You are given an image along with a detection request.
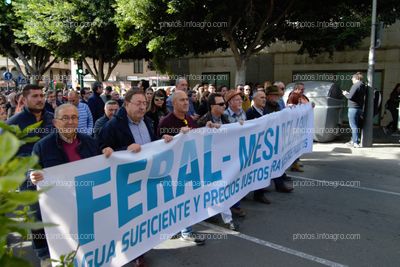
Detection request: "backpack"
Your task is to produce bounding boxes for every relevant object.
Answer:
[373,89,382,117]
[361,85,381,117]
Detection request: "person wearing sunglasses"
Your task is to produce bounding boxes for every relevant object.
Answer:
[197,93,229,126]
[146,89,168,136]
[197,93,239,231]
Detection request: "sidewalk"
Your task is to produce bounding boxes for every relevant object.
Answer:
[312,126,400,159]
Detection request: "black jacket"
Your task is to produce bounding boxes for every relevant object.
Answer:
[98,107,157,151]
[197,112,230,127]
[6,107,54,156]
[246,106,265,120]
[33,132,101,169]
[264,101,281,114]
[93,115,109,139]
[88,91,105,123]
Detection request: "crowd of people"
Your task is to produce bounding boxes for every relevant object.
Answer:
[1,79,328,267]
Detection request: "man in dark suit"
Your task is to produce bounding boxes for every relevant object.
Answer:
[29,104,112,267]
[245,90,272,204]
[97,89,172,267]
[98,89,172,152]
[87,81,105,123]
[246,90,267,120]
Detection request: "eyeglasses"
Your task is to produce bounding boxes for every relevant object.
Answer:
[129,101,147,106]
[154,97,164,101]
[213,102,225,106]
[56,115,79,122]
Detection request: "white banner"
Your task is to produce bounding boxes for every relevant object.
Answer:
[38,104,313,267]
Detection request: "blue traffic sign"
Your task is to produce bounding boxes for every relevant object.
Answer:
[17,75,27,84]
[3,71,12,81]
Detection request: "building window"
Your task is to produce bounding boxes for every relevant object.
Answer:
[134,59,143,74]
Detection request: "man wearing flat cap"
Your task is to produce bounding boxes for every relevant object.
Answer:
[223,89,247,217]
[224,89,247,123]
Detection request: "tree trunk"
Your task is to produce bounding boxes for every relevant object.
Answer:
[235,59,247,86]
[83,57,119,82]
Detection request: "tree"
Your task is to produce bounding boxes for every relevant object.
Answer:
[17,0,150,82]
[0,122,41,266]
[115,0,400,85]
[0,1,57,85]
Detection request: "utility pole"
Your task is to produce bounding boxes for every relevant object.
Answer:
[361,0,377,147]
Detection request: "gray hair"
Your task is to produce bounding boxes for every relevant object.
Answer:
[105,100,118,106]
[54,103,78,118]
[175,77,187,86]
[253,90,266,99]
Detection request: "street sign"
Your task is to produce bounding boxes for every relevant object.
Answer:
[17,75,27,84]
[3,71,12,81]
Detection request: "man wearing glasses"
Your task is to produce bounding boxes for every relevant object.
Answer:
[98,89,172,267]
[197,93,239,231]
[28,103,112,267]
[98,89,172,152]
[197,93,229,126]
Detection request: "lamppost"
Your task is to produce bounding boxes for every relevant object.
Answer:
[361,0,377,147]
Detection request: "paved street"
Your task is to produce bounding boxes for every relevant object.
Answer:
[146,139,400,267]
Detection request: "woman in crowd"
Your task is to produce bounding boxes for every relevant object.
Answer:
[287,92,309,107]
[145,87,154,107]
[217,85,228,98]
[146,89,168,136]
[286,92,307,172]
[197,90,210,117]
[383,83,400,134]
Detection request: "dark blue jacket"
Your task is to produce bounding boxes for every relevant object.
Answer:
[32,132,101,168]
[246,106,266,120]
[6,107,54,156]
[264,101,281,115]
[93,115,109,139]
[87,91,105,123]
[98,107,157,151]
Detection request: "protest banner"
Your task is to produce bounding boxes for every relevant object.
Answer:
[37,104,313,266]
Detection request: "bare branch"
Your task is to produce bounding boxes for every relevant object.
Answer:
[42,57,57,74]
[104,60,119,81]
[83,58,98,81]
[11,43,33,74]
